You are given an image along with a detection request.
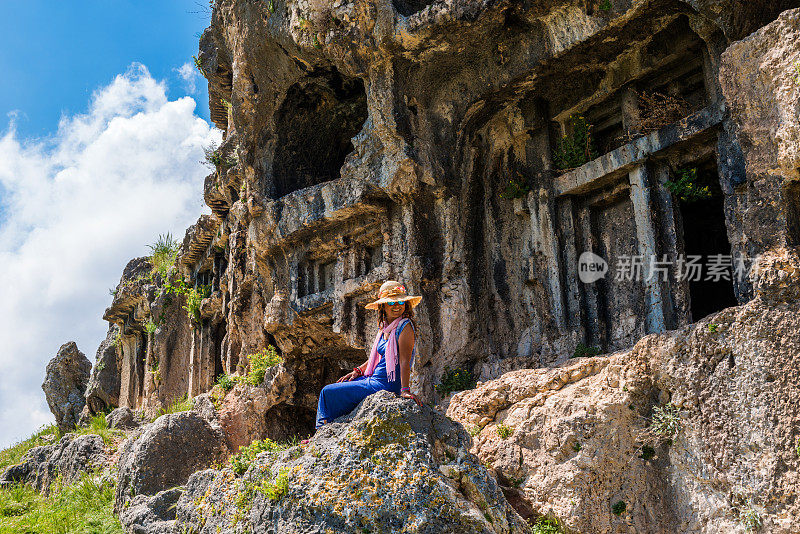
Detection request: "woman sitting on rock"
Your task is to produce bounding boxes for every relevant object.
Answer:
[315,280,422,429]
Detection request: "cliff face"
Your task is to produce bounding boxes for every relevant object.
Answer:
[96,0,800,443]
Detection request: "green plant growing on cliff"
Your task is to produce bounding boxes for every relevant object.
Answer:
[144,319,158,335]
[612,500,627,515]
[793,61,800,85]
[148,233,180,280]
[599,0,612,11]
[738,501,762,531]
[650,402,681,438]
[192,54,205,76]
[553,115,598,170]
[572,342,601,358]
[499,171,531,199]
[435,367,477,397]
[244,345,283,386]
[183,284,211,324]
[530,516,564,534]
[665,167,712,203]
[496,423,514,439]
[216,373,234,392]
[202,141,237,170]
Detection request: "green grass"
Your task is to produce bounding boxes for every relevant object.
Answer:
[153,395,194,421]
[0,473,122,533]
[0,425,58,471]
[73,413,123,447]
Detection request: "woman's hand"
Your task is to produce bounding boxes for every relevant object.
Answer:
[337,371,358,383]
[400,391,422,406]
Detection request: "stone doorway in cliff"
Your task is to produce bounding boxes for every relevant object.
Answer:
[674,158,737,321]
[271,68,367,199]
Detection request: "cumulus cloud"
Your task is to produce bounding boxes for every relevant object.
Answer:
[177,62,200,94]
[0,63,220,448]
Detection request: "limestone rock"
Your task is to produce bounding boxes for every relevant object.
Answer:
[118,487,182,534]
[85,324,121,415]
[106,406,143,430]
[171,391,530,534]
[0,434,107,493]
[448,272,800,533]
[42,341,92,433]
[114,410,227,513]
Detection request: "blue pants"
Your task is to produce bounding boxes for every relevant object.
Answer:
[315,375,400,428]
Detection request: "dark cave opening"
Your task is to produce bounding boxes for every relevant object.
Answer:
[392,0,435,16]
[677,159,738,321]
[786,180,800,247]
[271,68,367,199]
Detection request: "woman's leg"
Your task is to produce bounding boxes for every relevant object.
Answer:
[315,378,376,428]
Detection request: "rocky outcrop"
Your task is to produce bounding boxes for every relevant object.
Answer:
[85,324,121,415]
[448,249,800,533]
[168,391,530,534]
[42,341,92,433]
[106,406,143,430]
[114,409,227,513]
[0,434,107,493]
[119,487,183,534]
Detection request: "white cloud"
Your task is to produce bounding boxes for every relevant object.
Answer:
[0,63,221,448]
[177,62,200,94]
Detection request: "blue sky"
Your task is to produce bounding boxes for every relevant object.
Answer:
[0,1,220,447]
[0,0,210,138]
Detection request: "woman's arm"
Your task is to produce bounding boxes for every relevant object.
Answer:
[337,360,369,383]
[397,325,421,406]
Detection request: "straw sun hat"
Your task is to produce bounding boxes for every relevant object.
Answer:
[365,280,422,310]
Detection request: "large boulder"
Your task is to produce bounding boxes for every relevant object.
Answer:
[42,341,92,433]
[0,434,107,493]
[114,409,227,513]
[85,324,121,415]
[171,391,530,534]
[448,250,800,534]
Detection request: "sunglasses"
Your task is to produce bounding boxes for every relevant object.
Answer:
[384,301,405,306]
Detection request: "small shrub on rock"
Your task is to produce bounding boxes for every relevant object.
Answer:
[665,168,712,203]
[738,501,762,531]
[244,346,283,386]
[572,343,601,358]
[216,374,234,392]
[530,516,564,534]
[650,402,681,438]
[229,438,296,476]
[553,115,597,170]
[147,233,180,280]
[255,468,289,501]
[435,368,477,397]
[496,423,514,439]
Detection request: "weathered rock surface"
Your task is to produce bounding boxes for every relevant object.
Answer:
[114,410,227,513]
[448,250,800,533]
[85,324,121,415]
[119,487,182,534]
[42,341,92,433]
[106,406,143,430]
[0,434,107,493]
[167,391,530,534]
